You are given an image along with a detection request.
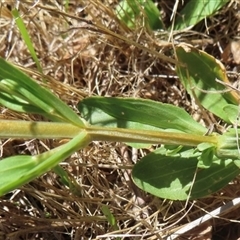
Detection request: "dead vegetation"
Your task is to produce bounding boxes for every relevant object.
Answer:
[1,0,240,239]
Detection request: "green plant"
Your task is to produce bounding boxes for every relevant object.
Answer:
[116,0,229,30]
[173,0,229,30]
[101,205,120,240]
[0,43,240,200]
[116,0,163,30]
[12,9,42,74]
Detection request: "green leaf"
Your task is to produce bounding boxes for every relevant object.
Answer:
[116,0,164,30]
[233,160,240,169]
[53,165,82,196]
[216,128,240,159]
[223,104,239,125]
[12,9,42,73]
[0,58,85,127]
[165,145,183,156]
[101,205,117,228]
[197,144,215,169]
[101,205,119,239]
[190,159,240,199]
[132,148,240,200]
[79,101,171,148]
[78,96,206,134]
[0,131,90,196]
[141,0,164,30]
[174,0,229,30]
[176,44,238,123]
[0,90,47,115]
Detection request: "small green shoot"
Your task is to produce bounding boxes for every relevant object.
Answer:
[116,0,164,30]
[101,205,119,238]
[11,9,42,74]
[64,0,70,11]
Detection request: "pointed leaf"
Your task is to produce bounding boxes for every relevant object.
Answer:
[0,131,90,196]
[12,9,42,73]
[78,96,206,134]
[79,101,168,148]
[0,58,85,127]
[174,0,229,30]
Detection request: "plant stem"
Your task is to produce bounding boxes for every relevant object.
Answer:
[0,120,81,139]
[0,120,218,147]
[86,126,218,147]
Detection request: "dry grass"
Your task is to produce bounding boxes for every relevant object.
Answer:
[1,0,240,239]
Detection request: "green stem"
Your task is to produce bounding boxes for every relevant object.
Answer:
[0,120,218,147]
[86,126,218,146]
[0,120,81,138]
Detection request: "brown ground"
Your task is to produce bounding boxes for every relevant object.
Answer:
[1,0,240,239]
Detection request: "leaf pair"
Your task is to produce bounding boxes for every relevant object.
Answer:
[0,58,88,196]
[0,58,85,127]
[78,44,240,200]
[79,97,206,134]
